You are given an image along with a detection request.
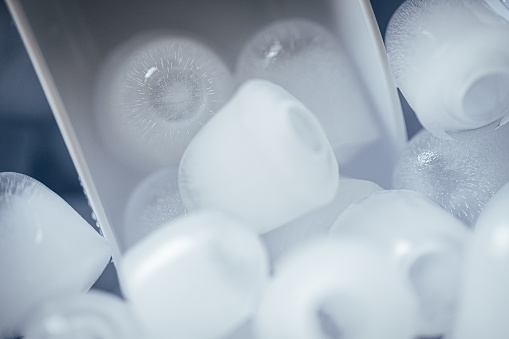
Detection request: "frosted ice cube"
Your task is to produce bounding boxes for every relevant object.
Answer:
[178,79,339,233]
[393,124,509,227]
[236,19,384,177]
[120,210,269,339]
[121,167,186,251]
[385,0,509,139]
[449,182,509,339]
[0,172,112,338]
[329,190,471,337]
[262,178,382,266]
[94,33,234,172]
[253,238,418,339]
[23,291,144,339]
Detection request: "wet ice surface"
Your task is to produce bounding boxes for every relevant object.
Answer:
[95,34,234,172]
[254,238,418,339]
[122,167,186,251]
[329,190,470,337]
[120,210,269,339]
[450,182,509,339]
[262,178,382,267]
[23,291,144,339]
[0,172,111,338]
[178,79,339,233]
[393,124,509,227]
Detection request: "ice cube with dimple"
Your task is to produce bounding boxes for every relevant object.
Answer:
[449,182,509,339]
[262,178,382,266]
[385,0,509,139]
[253,238,418,339]
[236,19,381,167]
[121,167,186,251]
[120,210,269,339]
[329,190,471,337]
[393,124,509,227]
[94,33,234,172]
[178,79,339,234]
[23,291,144,339]
[0,172,112,338]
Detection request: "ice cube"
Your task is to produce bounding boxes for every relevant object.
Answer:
[385,0,509,139]
[94,33,234,172]
[262,178,382,266]
[253,238,418,339]
[329,190,471,337]
[120,210,269,339]
[393,124,509,227]
[178,79,339,233]
[23,291,144,339]
[449,182,509,339]
[121,167,186,251]
[236,19,390,184]
[0,172,112,338]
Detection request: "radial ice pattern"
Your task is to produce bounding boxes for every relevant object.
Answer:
[120,210,269,339]
[253,238,418,339]
[393,124,509,226]
[0,172,111,338]
[386,0,509,138]
[236,19,381,166]
[121,167,186,251]
[179,79,339,233]
[450,182,509,339]
[95,33,234,172]
[329,190,471,337]
[23,291,144,339]
[262,178,382,266]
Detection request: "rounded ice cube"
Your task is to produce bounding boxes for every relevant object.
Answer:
[253,238,418,339]
[120,210,269,339]
[23,291,144,339]
[385,0,509,138]
[450,182,509,339]
[0,172,111,338]
[393,125,509,227]
[94,33,234,172]
[329,190,471,337]
[178,79,339,233]
[121,167,186,251]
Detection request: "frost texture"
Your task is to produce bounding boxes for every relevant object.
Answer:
[393,124,509,226]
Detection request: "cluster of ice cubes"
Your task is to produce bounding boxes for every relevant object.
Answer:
[3,1,509,338]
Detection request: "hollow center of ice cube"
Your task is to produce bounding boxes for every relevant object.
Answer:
[288,107,323,153]
[146,70,205,122]
[462,73,509,123]
[315,295,361,339]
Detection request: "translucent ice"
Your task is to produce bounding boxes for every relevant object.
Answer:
[0,172,111,338]
[450,182,509,339]
[23,291,144,339]
[329,190,471,337]
[236,19,381,167]
[393,124,509,226]
[179,79,339,233]
[121,167,186,251]
[95,33,234,172]
[262,178,382,266]
[484,0,509,22]
[253,238,418,339]
[385,0,509,138]
[120,210,269,339]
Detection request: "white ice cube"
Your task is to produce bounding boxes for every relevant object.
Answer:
[120,210,269,339]
[178,79,339,233]
[0,172,112,338]
[450,182,509,339]
[121,167,186,251]
[23,291,144,339]
[253,238,418,339]
[329,190,471,337]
